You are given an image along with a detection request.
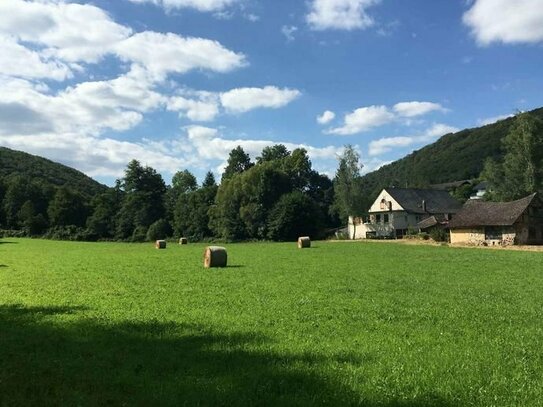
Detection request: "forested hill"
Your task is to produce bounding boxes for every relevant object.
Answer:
[359,107,543,208]
[0,147,107,198]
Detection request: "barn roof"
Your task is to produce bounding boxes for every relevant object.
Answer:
[429,180,472,190]
[449,193,537,228]
[385,188,463,214]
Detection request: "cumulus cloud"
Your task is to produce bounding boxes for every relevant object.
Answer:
[167,93,220,122]
[0,132,184,178]
[220,86,301,114]
[0,0,132,63]
[327,101,448,135]
[327,105,394,135]
[393,101,447,117]
[115,32,247,80]
[0,35,71,81]
[128,0,242,12]
[317,110,336,125]
[281,25,298,42]
[181,126,344,173]
[477,113,515,126]
[306,0,381,31]
[463,0,543,45]
[368,123,459,156]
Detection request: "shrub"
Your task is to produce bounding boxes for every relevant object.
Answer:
[430,228,449,242]
[131,226,148,242]
[146,219,172,241]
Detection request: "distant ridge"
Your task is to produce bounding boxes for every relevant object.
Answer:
[0,146,107,198]
[358,107,543,209]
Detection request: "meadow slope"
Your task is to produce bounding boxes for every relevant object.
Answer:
[1,239,542,406]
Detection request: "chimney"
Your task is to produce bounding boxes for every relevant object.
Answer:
[422,200,426,212]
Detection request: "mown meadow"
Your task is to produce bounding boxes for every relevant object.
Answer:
[1,238,542,406]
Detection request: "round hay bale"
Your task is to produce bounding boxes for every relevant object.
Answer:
[204,246,227,268]
[297,236,311,249]
[179,237,188,245]
[155,240,167,249]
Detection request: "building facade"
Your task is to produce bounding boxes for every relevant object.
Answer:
[449,193,543,246]
[348,188,462,239]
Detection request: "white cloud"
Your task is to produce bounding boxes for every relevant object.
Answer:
[306,0,381,31]
[181,125,343,173]
[463,0,543,45]
[0,132,184,178]
[0,0,132,64]
[167,94,220,122]
[327,105,394,135]
[477,113,515,126]
[393,101,447,117]
[281,25,298,42]
[220,86,301,114]
[128,0,241,12]
[0,66,164,136]
[368,123,459,156]
[317,110,336,125]
[115,32,247,80]
[0,35,71,81]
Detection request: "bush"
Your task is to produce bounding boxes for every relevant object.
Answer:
[430,228,449,242]
[146,219,172,241]
[43,225,92,241]
[131,226,148,242]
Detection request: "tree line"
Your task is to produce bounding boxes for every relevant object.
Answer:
[0,144,363,242]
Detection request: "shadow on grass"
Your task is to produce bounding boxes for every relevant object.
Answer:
[0,305,457,406]
[0,240,18,244]
[0,265,7,268]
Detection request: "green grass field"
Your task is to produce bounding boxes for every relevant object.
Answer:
[1,238,542,406]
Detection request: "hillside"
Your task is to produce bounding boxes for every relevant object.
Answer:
[0,147,107,198]
[358,107,543,209]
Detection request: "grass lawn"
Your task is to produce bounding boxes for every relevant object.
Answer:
[1,238,543,406]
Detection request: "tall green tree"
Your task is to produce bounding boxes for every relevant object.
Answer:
[48,187,88,227]
[332,145,365,234]
[482,112,543,200]
[256,144,290,164]
[87,181,123,238]
[221,146,253,182]
[115,160,167,239]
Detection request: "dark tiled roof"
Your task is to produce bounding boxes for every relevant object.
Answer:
[449,193,537,228]
[385,188,463,214]
[417,215,448,230]
[429,180,472,190]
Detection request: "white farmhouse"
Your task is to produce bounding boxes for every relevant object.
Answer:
[348,187,462,239]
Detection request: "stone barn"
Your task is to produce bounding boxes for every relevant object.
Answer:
[449,193,543,246]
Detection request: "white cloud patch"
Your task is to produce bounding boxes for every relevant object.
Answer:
[220,86,301,114]
[0,35,71,81]
[477,113,515,126]
[327,101,448,135]
[327,105,394,135]
[115,32,247,80]
[167,92,220,122]
[317,110,336,125]
[393,101,447,117]
[368,123,459,156]
[181,126,344,173]
[128,0,242,12]
[463,0,543,45]
[0,0,132,64]
[281,25,298,42]
[306,0,381,31]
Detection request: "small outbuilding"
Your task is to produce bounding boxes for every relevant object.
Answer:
[449,193,543,246]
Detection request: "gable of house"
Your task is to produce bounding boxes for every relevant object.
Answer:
[369,189,405,213]
[381,188,462,214]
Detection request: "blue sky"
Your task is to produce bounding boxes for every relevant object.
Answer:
[1,0,542,185]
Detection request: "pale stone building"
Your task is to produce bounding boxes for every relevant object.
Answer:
[348,188,462,239]
[449,193,543,246]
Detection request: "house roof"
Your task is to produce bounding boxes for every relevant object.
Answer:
[429,180,472,190]
[449,193,537,228]
[417,214,448,230]
[384,188,463,214]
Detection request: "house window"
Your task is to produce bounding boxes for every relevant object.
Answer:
[384,214,389,224]
[485,226,503,240]
[376,214,381,223]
